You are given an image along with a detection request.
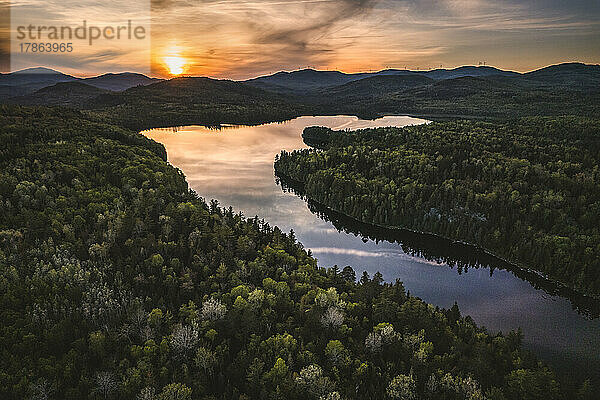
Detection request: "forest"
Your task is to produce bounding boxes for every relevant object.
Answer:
[275,118,600,297]
[1,105,592,399]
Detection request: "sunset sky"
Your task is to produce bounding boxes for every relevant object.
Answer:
[2,0,600,79]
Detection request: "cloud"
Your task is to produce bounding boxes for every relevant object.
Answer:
[253,0,377,44]
[4,0,600,76]
[147,0,382,76]
[309,246,450,267]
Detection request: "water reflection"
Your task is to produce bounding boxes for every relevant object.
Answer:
[141,115,600,381]
[277,177,600,319]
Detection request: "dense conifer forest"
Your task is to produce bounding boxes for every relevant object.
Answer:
[2,105,592,399]
[274,118,600,297]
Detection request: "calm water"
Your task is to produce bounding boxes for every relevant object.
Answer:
[142,115,600,381]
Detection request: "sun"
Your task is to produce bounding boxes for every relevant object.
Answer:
[164,56,187,76]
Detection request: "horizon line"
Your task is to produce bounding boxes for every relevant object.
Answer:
[3,60,598,81]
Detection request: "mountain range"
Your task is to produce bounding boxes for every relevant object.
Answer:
[2,62,599,127]
[0,67,162,100]
[244,65,521,94]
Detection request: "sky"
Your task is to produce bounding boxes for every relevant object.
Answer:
[1,0,599,79]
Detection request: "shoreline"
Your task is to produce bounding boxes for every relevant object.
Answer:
[274,171,600,313]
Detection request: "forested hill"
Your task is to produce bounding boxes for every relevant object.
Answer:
[90,77,309,130]
[0,104,583,399]
[275,118,600,297]
[316,73,600,120]
[9,81,108,108]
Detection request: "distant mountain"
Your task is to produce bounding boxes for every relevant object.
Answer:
[81,72,163,91]
[523,62,600,90]
[245,65,519,95]
[421,66,519,80]
[9,81,108,107]
[245,69,354,94]
[0,67,78,99]
[245,68,423,94]
[1,67,77,85]
[0,68,161,100]
[246,63,598,97]
[322,75,434,101]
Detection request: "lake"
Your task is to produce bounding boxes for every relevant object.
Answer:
[142,115,600,382]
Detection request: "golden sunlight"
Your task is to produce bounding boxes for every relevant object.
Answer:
[164,56,187,76]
